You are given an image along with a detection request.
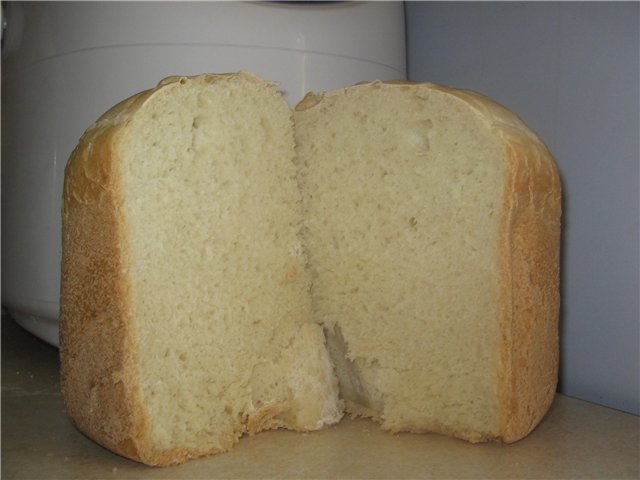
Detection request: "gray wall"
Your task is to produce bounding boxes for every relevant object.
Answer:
[406,1,639,414]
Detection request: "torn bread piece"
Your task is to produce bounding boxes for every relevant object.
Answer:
[60,72,343,466]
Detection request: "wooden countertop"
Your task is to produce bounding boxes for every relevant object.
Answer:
[2,314,638,479]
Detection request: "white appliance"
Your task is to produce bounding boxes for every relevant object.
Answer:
[1,1,406,346]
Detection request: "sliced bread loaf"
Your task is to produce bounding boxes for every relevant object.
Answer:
[59,72,343,466]
[293,81,561,443]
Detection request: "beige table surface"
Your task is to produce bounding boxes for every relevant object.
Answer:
[2,314,638,479]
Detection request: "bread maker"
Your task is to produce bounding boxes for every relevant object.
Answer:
[1,2,406,346]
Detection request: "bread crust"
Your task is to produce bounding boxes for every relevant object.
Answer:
[497,121,561,443]
[60,93,153,463]
[60,72,271,466]
[436,86,561,442]
[421,84,561,442]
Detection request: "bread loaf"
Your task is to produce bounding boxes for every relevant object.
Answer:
[294,80,561,443]
[60,72,560,465]
[59,72,343,466]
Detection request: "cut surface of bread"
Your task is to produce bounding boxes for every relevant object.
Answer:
[59,72,343,466]
[294,81,561,443]
[60,72,561,466]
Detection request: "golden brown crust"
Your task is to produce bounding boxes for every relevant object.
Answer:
[59,104,151,462]
[445,85,561,442]
[246,402,292,434]
[408,83,561,442]
[497,137,561,443]
[430,83,561,442]
[421,83,561,443]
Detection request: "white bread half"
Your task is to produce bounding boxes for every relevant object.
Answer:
[59,72,343,466]
[294,80,561,443]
